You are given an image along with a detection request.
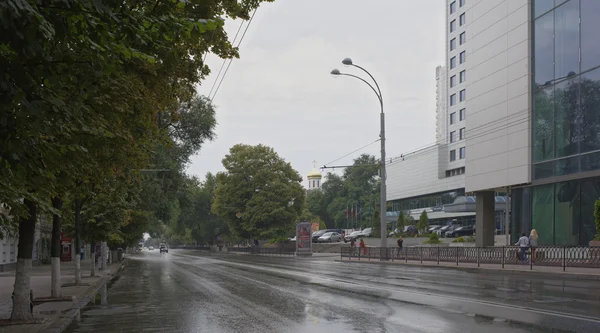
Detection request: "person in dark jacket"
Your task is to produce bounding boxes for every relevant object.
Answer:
[396,236,403,257]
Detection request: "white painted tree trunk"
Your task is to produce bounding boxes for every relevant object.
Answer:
[74,254,81,284]
[11,258,33,321]
[50,257,61,298]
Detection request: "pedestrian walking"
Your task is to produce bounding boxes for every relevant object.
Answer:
[397,236,403,258]
[359,238,366,256]
[515,233,529,262]
[350,238,356,257]
[529,229,538,262]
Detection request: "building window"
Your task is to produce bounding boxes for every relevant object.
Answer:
[459,127,465,140]
[459,70,466,83]
[450,56,456,69]
[450,94,456,106]
[460,13,465,26]
[450,19,456,32]
[460,32,466,44]
[459,108,466,120]
[450,131,457,143]
[450,1,456,14]
[450,150,456,161]
[459,89,466,102]
[460,0,465,7]
[459,147,465,159]
[459,51,466,64]
[450,75,456,87]
[450,38,456,51]
[450,112,456,124]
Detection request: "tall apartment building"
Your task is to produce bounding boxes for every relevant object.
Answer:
[388,0,599,246]
[435,65,448,144]
[446,0,468,177]
[462,0,600,246]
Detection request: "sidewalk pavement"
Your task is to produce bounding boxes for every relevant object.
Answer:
[0,259,124,333]
[338,257,600,280]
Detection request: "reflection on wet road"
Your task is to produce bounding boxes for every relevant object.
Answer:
[66,250,600,333]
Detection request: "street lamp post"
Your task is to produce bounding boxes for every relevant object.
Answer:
[331,58,387,255]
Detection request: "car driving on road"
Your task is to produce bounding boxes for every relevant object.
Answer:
[159,243,168,253]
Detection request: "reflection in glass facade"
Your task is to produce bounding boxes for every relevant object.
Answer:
[533,0,600,177]
[516,0,600,245]
[511,178,596,246]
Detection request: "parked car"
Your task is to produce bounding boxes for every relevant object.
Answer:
[312,230,328,242]
[428,225,442,233]
[436,225,457,237]
[344,230,363,242]
[445,226,474,238]
[311,229,341,242]
[359,228,373,237]
[148,246,154,250]
[318,232,342,243]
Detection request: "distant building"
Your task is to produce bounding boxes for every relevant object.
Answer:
[307,161,322,191]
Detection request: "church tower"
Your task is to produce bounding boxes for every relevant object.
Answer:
[307,160,322,191]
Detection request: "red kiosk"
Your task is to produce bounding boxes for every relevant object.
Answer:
[60,232,72,262]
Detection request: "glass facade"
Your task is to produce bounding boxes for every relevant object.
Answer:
[511,177,597,245]
[515,0,600,245]
[533,0,600,179]
[389,189,465,212]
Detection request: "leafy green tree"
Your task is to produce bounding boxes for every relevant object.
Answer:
[397,211,406,233]
[1,0,272,321]
[372,207,381,238]
[418,210,429,233]
[212,144,305,240]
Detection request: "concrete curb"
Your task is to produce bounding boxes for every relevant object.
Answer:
[335,259,600,281]
[39,260,127,333]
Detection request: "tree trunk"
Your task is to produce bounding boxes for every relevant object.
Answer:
[74,199,82,284]
[50,196,62,298]
[11,199,36,321]
[90,242,96,277]
[100,242,107,270]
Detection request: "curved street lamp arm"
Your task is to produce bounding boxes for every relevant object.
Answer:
[351,64,383,107]
[339,73,382,105]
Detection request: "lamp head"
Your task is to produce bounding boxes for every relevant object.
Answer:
[330,69,341,75]
[342,58,353,65]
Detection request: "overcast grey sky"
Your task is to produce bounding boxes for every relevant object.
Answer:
[188,0,445,186]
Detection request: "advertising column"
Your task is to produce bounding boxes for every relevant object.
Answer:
[296,222,313,257]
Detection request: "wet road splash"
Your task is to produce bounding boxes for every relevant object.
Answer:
[65,250,587,333]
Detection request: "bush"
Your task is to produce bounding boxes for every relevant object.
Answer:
[452,236,465,243]
[423,233,442,244]
[466,236,475,243]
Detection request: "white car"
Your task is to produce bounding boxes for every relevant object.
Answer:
[318,232,342,243]
[359,228,373,237]
[344,231,362,242]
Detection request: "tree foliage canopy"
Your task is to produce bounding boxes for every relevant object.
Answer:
[212,144,305,240]
[306,154,380,229]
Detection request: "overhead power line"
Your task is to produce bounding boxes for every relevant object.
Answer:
[322,139,381,168]
[209,8,259,101]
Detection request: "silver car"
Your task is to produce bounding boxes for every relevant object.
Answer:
[318,232,342,243]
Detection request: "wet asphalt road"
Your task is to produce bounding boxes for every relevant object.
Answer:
[65,250,600,333]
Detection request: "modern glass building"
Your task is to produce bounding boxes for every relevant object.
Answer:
[511,0,600,246]
[388,0,599,246]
